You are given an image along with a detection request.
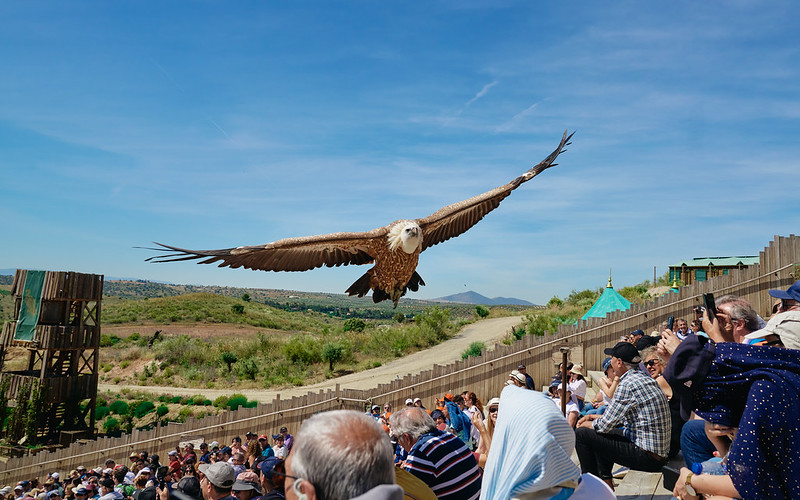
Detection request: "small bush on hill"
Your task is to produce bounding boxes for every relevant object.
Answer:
[343,318,366,332]
[95,406,111,420]
[103,418,120,432]
[133,401,156,418]
[475,305,490,318]
[227,395,248,411]
[156,405,169,418]
[461,341,486,359]
[109,400,129,415]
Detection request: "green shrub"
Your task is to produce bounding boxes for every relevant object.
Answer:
[129,332,141,341]
[109,400,129,415]
[475,305,490,318]
[95,406,111,420]
[227,395,248,411]
[236,359,259,380]
[203,399,212,406]
[343,318,366,332]
[120,360,131,369]
[241,293,251,302]
[100,334,122,347]
[231,304,245,314]
[213,395,230,408]
[244,401,258,409]
[283,336,321,365]
[133,401,156,418]
[156,405,169,418]
[461,341,486,360]
[158,395,171,403]
[103,418,120,432]
[170,396,182,404]
[177,407,194,423]
[190,395,207,406]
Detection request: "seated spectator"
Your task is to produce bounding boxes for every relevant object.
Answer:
[230,453,246,477]
[665,334,800,499]
[278,426,294,451]
[744,310,800,348]
[429,409,447,431]
[243,439,262,469]
[770,279,800,313]
[197,462,235,500]
[173,476,202,500]
[517,363,536,389]
[552,362,573,385]
[551,384,580,428]
[641,347,686,458]
[231,471,261,500]
[567,364,587,410]
[470,397,499,467]
[481,385,615,500]
[390,407,481,499]
[575,342,671,490]
[284,410,402,500]
[258,435,274,459]
[271,435,287,459]
[506,369,527,388]
[583,357,617,416]
[443,395,472,448]
[257,457,286,500]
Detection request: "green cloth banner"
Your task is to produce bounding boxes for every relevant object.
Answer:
[14,270,45,341]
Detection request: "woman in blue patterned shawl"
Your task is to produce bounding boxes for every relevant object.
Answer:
[665,334,800,499]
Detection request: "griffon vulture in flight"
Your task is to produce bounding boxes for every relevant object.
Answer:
[147,131,573,307]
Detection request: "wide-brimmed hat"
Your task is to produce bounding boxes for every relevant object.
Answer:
[570,364,584,376]
[744,311,800,349]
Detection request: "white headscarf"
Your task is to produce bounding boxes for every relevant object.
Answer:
[480,385,581,500]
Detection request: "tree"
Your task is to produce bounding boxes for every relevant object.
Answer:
[241,293,251,302]
[322,342,345,371]
[221,351,238,372]
[231,304,245,314]
[393,312,405,324]
[475,305,490,318]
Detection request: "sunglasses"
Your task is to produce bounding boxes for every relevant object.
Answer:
[644,359,659,367]
[488,407,498,413]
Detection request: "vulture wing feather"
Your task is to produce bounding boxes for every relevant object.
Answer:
[416,130,573,251]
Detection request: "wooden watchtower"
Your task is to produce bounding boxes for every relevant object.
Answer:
[0,270,102,444]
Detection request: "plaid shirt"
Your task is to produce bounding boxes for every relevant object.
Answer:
[593,368,671,457]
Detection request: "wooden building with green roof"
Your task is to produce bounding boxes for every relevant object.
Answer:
[668,256,759,286]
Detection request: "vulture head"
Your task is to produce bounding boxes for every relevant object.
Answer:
[387,220,423,254]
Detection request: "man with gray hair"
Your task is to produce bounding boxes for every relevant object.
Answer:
[284,409,402,500]
[709,295,761,343]
[390,407,481,499]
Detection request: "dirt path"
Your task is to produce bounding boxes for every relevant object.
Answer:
[98,316,523,402]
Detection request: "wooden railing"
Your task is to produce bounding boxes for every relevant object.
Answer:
[0,234,796,484]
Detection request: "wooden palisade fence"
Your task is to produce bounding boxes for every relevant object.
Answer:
[0,234,797,484]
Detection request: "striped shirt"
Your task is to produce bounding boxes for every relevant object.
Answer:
[403,429,482,500]
[593,368,671,457]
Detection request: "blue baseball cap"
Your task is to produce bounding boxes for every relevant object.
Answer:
[602,357,612,371]
[258,457,283,481]
[769,280,800,301]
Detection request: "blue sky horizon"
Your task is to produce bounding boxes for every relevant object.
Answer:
[2,2,799,305]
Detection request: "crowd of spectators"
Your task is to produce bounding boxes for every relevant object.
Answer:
[5,281,799,499]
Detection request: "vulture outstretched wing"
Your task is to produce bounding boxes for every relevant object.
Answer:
[416,130,573,251]
[146,229,386,272]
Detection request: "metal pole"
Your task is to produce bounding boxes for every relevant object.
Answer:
[559,347,570,416]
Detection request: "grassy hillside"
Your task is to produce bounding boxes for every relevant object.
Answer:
[103,292,336,332]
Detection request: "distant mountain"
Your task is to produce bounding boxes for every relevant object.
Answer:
[0,269,15,276]
[434,290,534,306]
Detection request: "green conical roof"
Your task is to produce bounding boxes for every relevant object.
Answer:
[581,277,631,320]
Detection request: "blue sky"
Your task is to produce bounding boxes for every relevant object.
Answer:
[1,1,799,305]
